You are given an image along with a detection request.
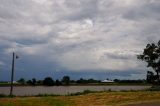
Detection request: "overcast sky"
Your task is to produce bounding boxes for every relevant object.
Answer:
[0,0,160,81]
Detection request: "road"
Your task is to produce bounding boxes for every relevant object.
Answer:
[127,102,160,106]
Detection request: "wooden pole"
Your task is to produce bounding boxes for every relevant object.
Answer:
[10,52,15,96]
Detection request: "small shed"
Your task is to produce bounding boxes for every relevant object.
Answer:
[101,79,114,83]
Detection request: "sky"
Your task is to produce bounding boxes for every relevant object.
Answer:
[0,0,160,81]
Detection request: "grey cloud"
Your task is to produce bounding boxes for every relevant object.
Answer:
[123,1,160,21]
[0,0,160,80]
[64,0,98,21]
[103,51,134,60]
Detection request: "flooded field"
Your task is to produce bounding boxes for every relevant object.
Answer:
[0,85,151,96]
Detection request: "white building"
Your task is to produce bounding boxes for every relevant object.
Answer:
[8,81,18,84]
[101,79,114,83]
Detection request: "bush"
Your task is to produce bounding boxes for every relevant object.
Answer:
[43,77,54,86]
[0,94,7,98]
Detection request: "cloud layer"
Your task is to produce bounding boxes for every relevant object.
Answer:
[0,0,160,80]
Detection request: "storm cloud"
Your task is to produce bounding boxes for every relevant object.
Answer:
[0,0,160,80]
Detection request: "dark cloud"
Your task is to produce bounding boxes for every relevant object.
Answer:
[123,1,160,21]
[0,0,160,80]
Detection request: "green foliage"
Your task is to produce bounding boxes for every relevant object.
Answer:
[0,94,16,98]
[35,93,59,97]
[0,94,7,98]
[147,71,155,84]
[43,97,72,106]
[68,90,95,96]
[43,77,54,86]
[32,78,36,86]
[113,79,146,84]
[26,80,32,85]
[55,79,62,86]
[37,80,43,85]
[108,88,112,92]
[62,76,70,85]
[17,78,25,85]
[0,96,72,106]
[137,40,160,84]
[26,78,37,86]
[76,78,100,84]
[9,94,16,98]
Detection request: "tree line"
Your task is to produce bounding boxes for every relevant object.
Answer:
[17,76,102,86]
[17,76,70,86]
[16,76,146,86]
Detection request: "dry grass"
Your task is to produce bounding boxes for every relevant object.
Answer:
[0,91,160,106]
[60,91,160,106]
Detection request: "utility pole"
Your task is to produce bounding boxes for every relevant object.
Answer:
[10,52,15,96]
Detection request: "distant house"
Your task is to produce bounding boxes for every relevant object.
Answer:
[101,79,114,83]
[8,81,18,84]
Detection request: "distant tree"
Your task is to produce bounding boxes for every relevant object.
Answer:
[115,80,145,84]
[146,71,155,84]
[17,78,25,85]
[26,80,32,85]
[32,78,36,86]
[37,80,43,85]
[70,80,76,83]
[87,78,100,83]
[55,79,61,86]
[87,78,94,83]
[43,77,54,86]
[26,78,36,86]
[137,40,160,84]
[76,78,87,84]
[62,76,70,85]
[114,79,120,82]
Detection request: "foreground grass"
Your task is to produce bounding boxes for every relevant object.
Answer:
[0,97,72,106]
[0,91,160,106]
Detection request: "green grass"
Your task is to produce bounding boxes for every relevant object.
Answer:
[43,97,72,106]
[0,97,73,106]
[1,90,160,106]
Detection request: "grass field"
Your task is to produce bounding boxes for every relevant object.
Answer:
[0,91,160,106]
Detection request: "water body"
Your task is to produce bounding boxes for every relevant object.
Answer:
[0,86,151,96]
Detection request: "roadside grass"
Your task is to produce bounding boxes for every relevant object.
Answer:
[0,89,160,106]
[64,91,160,106]
[0,94,7,98]
[0,97,73,106]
